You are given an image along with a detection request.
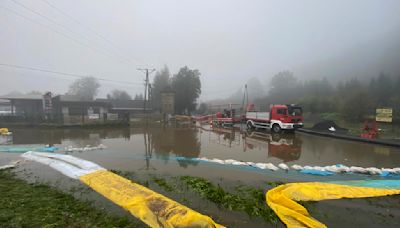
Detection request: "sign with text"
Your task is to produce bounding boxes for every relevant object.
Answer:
[88,114,100,120]
[376,108,393,123]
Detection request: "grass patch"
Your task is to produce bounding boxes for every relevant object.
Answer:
[180,176,279,223]
[0,170,140,227]
[266,181,284,188]
[151,177,175,192]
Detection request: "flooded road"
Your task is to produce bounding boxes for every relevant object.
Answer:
[1,124,400,183]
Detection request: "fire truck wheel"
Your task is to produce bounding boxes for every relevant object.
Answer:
[272,124,281,133]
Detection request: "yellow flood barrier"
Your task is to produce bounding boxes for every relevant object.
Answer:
[80,170,224,228]
[266,182,400,228]
[22,152,223,228]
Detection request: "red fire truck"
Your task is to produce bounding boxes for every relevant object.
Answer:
[246,104,303,133]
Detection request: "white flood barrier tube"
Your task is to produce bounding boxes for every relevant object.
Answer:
[291,164,303,170]
[21,151,105,179]
[39,153,104,171]
[65,144,106,152]
[278,163,289,170]
[193,156,400,176]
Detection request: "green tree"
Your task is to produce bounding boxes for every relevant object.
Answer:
[107,89,132,100]
[171,66,201,114]
[152,66,171,111]
[68,76,100,100]
[341,91,372,121]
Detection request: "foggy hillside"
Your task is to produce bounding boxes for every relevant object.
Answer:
[295,29,400,83]
[212,29,400,106]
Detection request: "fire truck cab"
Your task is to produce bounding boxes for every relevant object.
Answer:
[246,104,303,133]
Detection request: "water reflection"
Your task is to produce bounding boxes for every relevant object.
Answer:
[243,130,302,162]
[205,127,241,148]
[149,126,201,167]
[3,125,400,169]
[9,128,130,145]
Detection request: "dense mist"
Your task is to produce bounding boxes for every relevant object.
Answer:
[1,0,400,102]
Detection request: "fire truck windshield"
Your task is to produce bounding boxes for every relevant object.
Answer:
[288,107,302,116]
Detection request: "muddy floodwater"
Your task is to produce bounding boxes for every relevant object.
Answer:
[1,124,400,227]
[2,124,400,179]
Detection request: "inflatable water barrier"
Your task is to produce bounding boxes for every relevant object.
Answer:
[21,152,224,228]
[65,144,106,152]
[178,156,400,177]
[0,146,58,153]
[266,180,400,228]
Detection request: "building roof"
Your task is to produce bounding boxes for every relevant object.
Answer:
[52,95,110,106]
[55,95,95,102]
[96,99,150,110]
[0,94,42,100]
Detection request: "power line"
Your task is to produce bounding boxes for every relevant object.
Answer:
[40,0,143,66]
[9,0,136,65]
[0,63,143,86]
[2,3,131,65]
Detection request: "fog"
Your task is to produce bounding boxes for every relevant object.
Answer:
[1,0,400,101]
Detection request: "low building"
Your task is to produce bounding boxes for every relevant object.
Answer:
[96,99,150,113]
[0,99,12,115]
[52,95,111,125]
[0,94,113,125]
[96,99,151,121]
[0,94,44,122]
[0,92,154,125]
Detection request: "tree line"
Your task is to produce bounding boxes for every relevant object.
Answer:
[254,71,400,121]
[64,65,201,114]
[152,66,201,114]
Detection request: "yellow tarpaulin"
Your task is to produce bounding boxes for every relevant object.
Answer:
[266,182,400,228]
[80,170,224,228]
[0,128,9,135]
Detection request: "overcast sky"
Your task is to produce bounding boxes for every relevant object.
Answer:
[1,0,400,100]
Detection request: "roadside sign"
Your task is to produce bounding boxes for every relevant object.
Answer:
[376,108,392,123]
[88,114,100,119]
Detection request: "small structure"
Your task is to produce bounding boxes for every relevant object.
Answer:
[161,91,175,115]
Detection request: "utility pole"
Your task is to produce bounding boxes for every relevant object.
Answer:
[137,68,155,114]
[245,84,249,108]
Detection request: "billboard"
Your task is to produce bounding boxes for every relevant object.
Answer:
[376,108,393,123]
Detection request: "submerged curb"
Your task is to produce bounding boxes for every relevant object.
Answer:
[297,128,400,148]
